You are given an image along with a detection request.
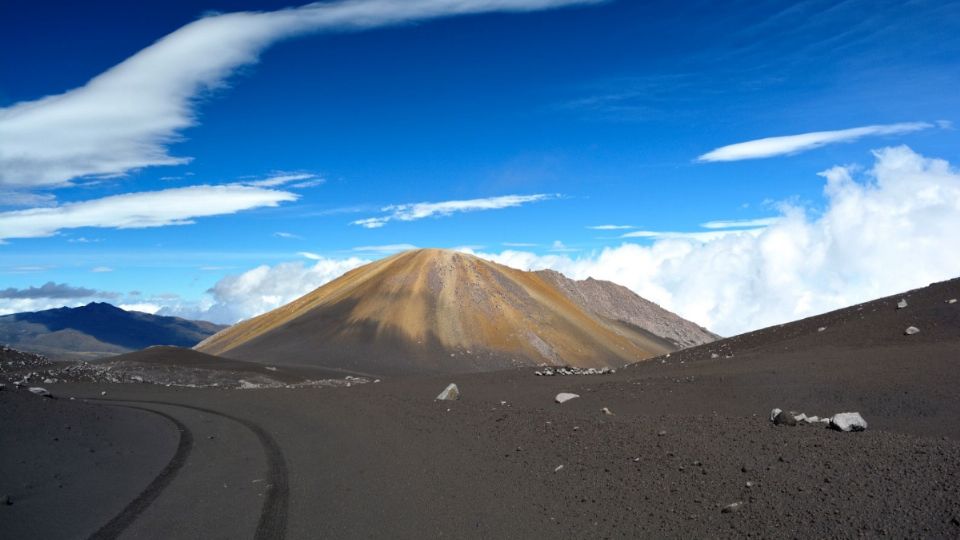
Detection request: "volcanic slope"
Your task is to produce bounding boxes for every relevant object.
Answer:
[197,249,709,374]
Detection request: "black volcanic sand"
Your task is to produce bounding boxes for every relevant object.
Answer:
[2,279,959,538]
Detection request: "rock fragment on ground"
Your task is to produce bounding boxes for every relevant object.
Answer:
[830,412,867,432]
[773,410,797,426]
[555,392,579,404]
[769,408,782,422]
[897,299,908,309]
[905,326,920,335]
[601,407,614,416]
[28,387,51,397]
[721,501,743,513]
[435,383,460,401]
[948,298,958,304]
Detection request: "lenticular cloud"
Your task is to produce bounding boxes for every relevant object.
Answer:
[0,0,602,188]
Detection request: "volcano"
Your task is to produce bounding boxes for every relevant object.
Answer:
[196,249,715,374]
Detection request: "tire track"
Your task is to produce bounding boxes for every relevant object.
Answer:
[88,406,193,540]
[87,398,289,540]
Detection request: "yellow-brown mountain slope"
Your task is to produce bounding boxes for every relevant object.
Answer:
[196,249,709,375]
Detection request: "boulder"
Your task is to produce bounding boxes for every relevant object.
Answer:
[773,410,797,426]
[28,387,52,397]
[897,299,908,309]
[555,392,580,404]
[721,501,743,513]
[830,412,867,432]
[904,326,920,335]
[435,383,460,401]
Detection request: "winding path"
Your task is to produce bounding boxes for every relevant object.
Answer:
[87,398,289,540]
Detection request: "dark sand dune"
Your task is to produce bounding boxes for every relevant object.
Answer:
[1,278,959,538]
[198,249,709,374]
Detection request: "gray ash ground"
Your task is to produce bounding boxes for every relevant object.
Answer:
[2,278,960,538]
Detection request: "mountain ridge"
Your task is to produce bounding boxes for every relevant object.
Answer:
[197,248,716,374]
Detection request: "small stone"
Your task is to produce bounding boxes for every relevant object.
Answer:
[0,383,5,391]
[43,378,54,384]
[710,353,719,359]
[721,501,743,513]
[555,392,579,404]
[601,407,614,416]
[28,387,51,397]
[793,413,808,423]
[773,410,797,427]
[897,299,908,309]
[948,299,957,304]
[807,416,820,423]
[904,326,920,335]
[554,464,564,473]
[435,383,460,401]
[100,391,107,396]
[829,412,867,432]
[769,408,782,422]
[657,430,667,437]
[817,327,827,332]
[745,481,755,488]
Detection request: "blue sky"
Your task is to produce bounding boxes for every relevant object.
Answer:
[1,0,959,333]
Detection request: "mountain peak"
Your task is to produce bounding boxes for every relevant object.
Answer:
[197,251,714,375]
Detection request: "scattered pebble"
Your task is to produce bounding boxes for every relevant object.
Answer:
[948,298,957,304]
[28,387,52,397]
[435,383,460,401]
[830,412,868,432]
[554,464,564,473]
[100,391,107,396]
[601,407,614,416]
[721,501,743,513]
[897,299,908,309]
[817,327,827,332]
[904,326,920,336]
[657,430,667,437]
[535,366,615,376]
[555,392,579,404]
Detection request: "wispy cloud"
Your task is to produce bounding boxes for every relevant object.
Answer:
[352,194,554,228]
[0,0,603,189]
[352,244,418,254]
[91,266,114,273]
[273,231,302,239]
[697,122,935,162]
[244,173,323,188]
[0,185,296,242]
[700,217,780,229]
[548,240,578,252]
[620,229,765,242]
[587,224,635,230]
[0,282,103,299]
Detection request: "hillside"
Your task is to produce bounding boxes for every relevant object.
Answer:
[197,249,715,374]
[0,302,225,360]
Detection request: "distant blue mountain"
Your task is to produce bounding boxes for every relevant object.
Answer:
[0,302,226,361]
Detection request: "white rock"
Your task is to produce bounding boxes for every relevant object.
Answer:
[555,392,580,404]
[435,383,460,401]
[829,412,867,432]
[769,408,783,422]
[948,298,957,304]
[904,326,920,335]
[897,299,908,309]
[817,327,827,332]
[793,413,808,423]
[0,383,5,391]
[554,464,564,472]
[710,353,719,359]
[43,378,54,384]
[807,416,820,423]
[601,407,614,416]
[100,391,107,396]
[28,387,51,397]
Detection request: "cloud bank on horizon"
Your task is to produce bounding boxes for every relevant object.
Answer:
[697,122,937,162]
[141,146,960,336]
[0,0,603,190]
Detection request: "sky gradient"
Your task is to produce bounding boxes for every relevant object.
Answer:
[2,0,959,335]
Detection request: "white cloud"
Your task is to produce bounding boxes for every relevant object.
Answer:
[159,255,369,323]
[119,302,162,314]
[619,229,765,242]
[352,243,418,253]
[352,194,554,228]
[700,217,780,229]
[0,0,603,188]
[244,173,322,188]
[274,231,302,239]
[91,266,114,273]
[460,146,960,336]
[697,122,934,162]
[587,224,634,230]
[549,240,578,252]
[0,185,296,241]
